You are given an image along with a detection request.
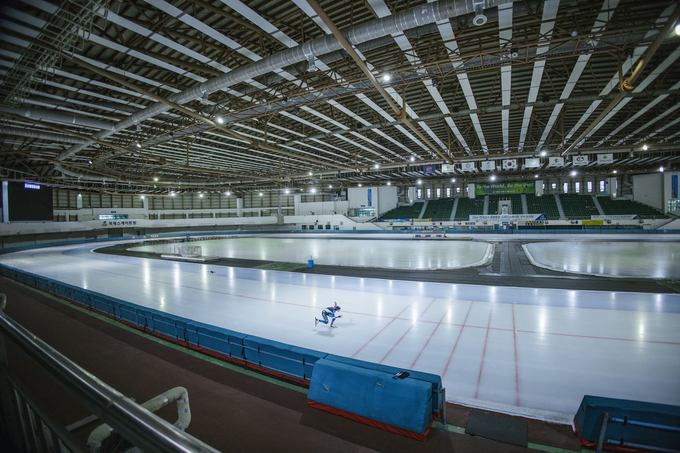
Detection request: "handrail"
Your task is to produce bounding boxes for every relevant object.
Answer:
[0,293,221,453]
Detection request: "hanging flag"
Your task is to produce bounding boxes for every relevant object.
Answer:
[441,164,456,173]
[525,158,540,168]
[461,162,476,172]
[423,164,436,174]
[548,157,564,167]
[572,155,589,166]
[502,159,517,170]
[597,153,614,164]
[481,161,495,171]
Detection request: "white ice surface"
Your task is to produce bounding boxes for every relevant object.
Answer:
[1,238,679,424]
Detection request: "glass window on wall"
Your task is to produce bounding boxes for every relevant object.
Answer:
[436,188,441,198]
[600,180,606,192]
[446,188,451,197]
[417,188,422,199]
[426,188,431,199]
[563,182,569,193]
[456,187,460,193]
[551,183,557,191]
[575,182,581,193]
[587,181,593,193]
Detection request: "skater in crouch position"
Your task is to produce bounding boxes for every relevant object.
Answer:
[316,302,342,327]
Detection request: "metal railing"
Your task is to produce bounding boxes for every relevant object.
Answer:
[0,293,222,453]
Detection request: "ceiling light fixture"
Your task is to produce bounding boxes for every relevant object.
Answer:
[135,143,141,148]
[216,117,224,124]
[643,144,649,151]
[540,150,547,157]
[382,73,391,82]
[358,183,362,187]
[571,171,577,176]
[387,181,391,186]
[374,164,380,169]
[451,178,456,183]
[660,166,665,172]
[416,179,422,185]
[613,170,618,174]
[676,23,680,36]
[490,175,496,181]
[410,156,415,162]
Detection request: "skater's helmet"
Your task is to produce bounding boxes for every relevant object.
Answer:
[335,305,341,311]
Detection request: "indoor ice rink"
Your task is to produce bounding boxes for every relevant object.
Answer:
[2,235,678,424]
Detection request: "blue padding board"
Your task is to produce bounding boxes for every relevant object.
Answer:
[290,346,327,380]
[185,322,245,359]
[324,354,443,411]
[308,358,432,434]
[575,395,680,451]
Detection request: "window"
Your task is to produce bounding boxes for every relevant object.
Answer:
[551,183,557,190]
[587,181,593,193]
[446,188,451,197]
[599,180,606,192]
[563,183,569,193]
[436,188,441,198]
[575,182,581,193]
[426,188,431,199]
[456,187,460,193]
[417,189,422,199]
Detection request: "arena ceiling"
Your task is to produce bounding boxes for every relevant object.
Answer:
[0,0,679,196]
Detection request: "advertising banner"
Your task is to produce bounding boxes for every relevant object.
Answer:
[572,155,589,166]
[461,162,476,172]
[423,165,436,174]
[672,174,678,199]
[474,181,535,195]
[441,164,456,173]
[548,157,564,167]
[480,161,495,171]
[469,213,547,221]
[597,153,614,164]
[525,158,540,168]
[367,188,372,207]
[591,214,640,220]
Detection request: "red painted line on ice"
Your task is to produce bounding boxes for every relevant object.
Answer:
[512,303,520,406]
[378,298,437,364]
[410,308,450,370]
[351,299,418,358]
[474,305,493,399]
[441,301,474,378]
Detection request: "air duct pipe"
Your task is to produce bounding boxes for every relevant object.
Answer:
[87,386,191,453]
[0,126,88,144]
[56,0,513,161]
[0,106,116,131]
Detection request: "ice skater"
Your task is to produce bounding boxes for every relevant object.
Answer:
[316,302,342,327]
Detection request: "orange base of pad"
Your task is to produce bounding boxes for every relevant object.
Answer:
[307,399,432,442]
[573,417,640,453]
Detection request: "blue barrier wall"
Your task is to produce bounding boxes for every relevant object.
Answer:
[575,395,680,451]
[308,358,433,435]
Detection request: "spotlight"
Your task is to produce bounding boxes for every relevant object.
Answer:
[571,171,577,176]
[676,23,680,36]
[259,192,263,196]
[490,175,496,181]
[154,177,158,182]
[358,183,362,187]
[410,156,415,162]
[535,174,539,178]
[374,163,380,169]
[660,166,665,172]
[540,150,547,157]
[140,195,145,199]
[328,184,332,189]
[225,191,231,196]
[135,142,141,148]
[387,181,391,186]
[199,193,203,198]
[310,188,316,193]
[284,189,290,194]
[216,117,224,124]
[643,144,649,151]
[613,170,618,174]
[416,179,422,185]
[382,73,391,82]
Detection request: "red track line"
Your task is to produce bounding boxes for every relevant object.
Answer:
[512,303,520,407]
[516,329,680,345]
[351,299,419,358]
[474,304,493,400]
[378,298,437,364]
[410,307,450,370]
[441,301,474,378]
